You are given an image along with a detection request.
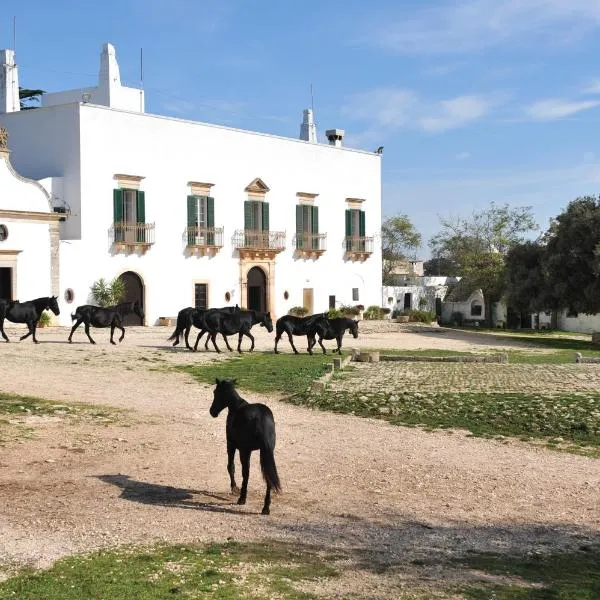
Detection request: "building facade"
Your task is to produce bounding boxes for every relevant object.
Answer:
[0,44,382,326]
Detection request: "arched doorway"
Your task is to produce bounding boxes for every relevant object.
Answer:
[247,266,267,312]
[118,271,144,325]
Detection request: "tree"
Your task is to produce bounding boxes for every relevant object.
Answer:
[381,214,422,285]
[423,256,460,276]
[429,202,537,325]
[544,196,600,315]
[19,87,45,110]
[90,277,126,307]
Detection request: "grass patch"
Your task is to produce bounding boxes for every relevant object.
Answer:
[459,545,600,599]
[0,541,341,599]
[0,393,125,445]
[176,352,337,394]
[288,390,600,457]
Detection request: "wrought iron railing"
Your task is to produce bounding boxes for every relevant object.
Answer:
[343,236,374,253]
[183,226,224,248]
[293,232,327,251]
[109,222,155,245]
[232,229,286,251]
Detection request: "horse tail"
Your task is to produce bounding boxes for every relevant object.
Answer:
[260,435,281,493]
[166,326,180,342]
[71,311,78,321]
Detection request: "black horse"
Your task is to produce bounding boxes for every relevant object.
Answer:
[0,296,60,343]
[210,378,281,515]
[202,310,273,353]
[168,305,239,351]
[68,301,144,345]
[307,317,359,354]
[273,312,327,354]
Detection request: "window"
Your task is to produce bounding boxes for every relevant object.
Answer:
[195,283,208,309]
[329,295,336,309]
[113,188,146,243]
[471,301,482,316]
[244,200,269,231]
[187,195,215,244]
[566,308,578,318]
[64,288,75,303]
[296,205,319,249]
[345,208,366,250]
[404,293,412,310]
[0,224,8,241]
[352,288,359,302]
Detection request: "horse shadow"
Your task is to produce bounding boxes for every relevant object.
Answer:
[95,474,251,515]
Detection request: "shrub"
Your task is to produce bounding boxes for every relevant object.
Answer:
[91,277,126,307]
[288,306,308,316]
[381,307,391,315]
[363,305,382,320]
[418,296,428,309]
[339,304,361,317]
[38,311,52,327]
[327,308,342,318]
[406,309,436,323]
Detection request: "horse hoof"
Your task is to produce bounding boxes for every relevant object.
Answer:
[261,507,270,516]
[231,486,240,495]
[110,341,116,345]
[236,497,246,505]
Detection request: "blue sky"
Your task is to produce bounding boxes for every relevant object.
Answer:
[6,0,600,256]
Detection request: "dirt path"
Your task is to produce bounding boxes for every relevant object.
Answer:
[0,324,598,597]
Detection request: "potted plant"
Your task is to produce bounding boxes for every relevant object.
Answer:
[38,311,52,328]
[288,306,308,316]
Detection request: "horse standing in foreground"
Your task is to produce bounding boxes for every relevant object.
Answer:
[307,317,359,354]
[209,378,281,515]
[0,296,60,343]
[68,301,144,344]
[273,312,327,354]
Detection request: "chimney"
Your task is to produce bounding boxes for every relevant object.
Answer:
[299,108,317,143]
[326,128,344,148]
[0,49,20,114]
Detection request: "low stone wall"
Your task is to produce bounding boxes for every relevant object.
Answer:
[575,352,600,363]
[379,353,509,363]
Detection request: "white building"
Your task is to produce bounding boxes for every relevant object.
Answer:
[0,44,382,326]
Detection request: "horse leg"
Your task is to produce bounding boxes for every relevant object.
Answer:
[0,317,9,342]
[84,321,96,345]
[210,332,221,353]
[287,332,299,354]
[227,441,239,494]
[318,335,327,354]
[118,324,125,342]
[110,324,117,345]
[336,335,343,354]
[247,331,255,352]
[273,330,282,353]
[31,321,39,344]
[237,450,251,506]
[223,334,234,352]
[19,321,33,341]
[186,326,195,351]
[237,332,244,353]
[306,334,315,355]
[193,330,205,352]
[262,483,272,516]
[68,318,82,342]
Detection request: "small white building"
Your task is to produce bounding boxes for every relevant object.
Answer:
[0,44,382,325]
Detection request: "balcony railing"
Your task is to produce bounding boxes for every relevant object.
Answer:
[293,232,327,252]
[109,221,155,249]
[232,229,286,252]
[184,226,224,248]
[344,236,374,259]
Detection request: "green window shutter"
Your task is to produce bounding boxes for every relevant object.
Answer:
[261,201,269,231]
[136,191,146,223]
[311,206,319,249]
[113,189,123,222]
[136,191,146,243]
[206,196,214,227]
[187,195,197,227]
[296,205,303,248]
[244,200,253,230]
[345,209,353,236]
[359,210,366,236]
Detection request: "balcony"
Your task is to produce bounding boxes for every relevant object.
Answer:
[343,236,374,261]
[184,226,224,257]
[232,229,286,260]
[109,222,155,254]
[293,232,327,259]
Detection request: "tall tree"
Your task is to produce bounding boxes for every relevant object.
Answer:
[429,202,537,325]
[19,87,45,110]
[544,196,600,315]
[381,214,422,285]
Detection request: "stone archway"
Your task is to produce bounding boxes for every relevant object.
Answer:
[246,266,267,312]
[118,271,144,325]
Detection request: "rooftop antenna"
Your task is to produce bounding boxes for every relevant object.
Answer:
[12,16,17,112]
[139,47,143,112]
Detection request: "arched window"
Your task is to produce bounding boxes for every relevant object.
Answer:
[471,300,482,316]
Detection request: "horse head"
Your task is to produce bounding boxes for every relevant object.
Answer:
[261,311,273,333]
[48,296,60,315]
[210,378,238,417]
[134,301,145,321]
[349,319,359,339]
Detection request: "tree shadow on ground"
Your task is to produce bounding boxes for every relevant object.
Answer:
[95,474,252,515]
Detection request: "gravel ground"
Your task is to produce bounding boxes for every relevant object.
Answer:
[0,322,598,598]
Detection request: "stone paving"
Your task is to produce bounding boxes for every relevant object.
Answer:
[328,361,600,396]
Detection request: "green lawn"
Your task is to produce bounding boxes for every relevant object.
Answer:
[0,541,341,600]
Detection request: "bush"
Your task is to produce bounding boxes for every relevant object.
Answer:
[339,304,361,317]
[38,311,52,327]
[91,277,126,307]
[327,308,342,318]
[288,306,308,316]
[418,296,428,309]
[363,305,392,320]
[405,309,436,323]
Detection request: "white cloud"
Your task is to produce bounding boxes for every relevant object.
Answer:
[581,79,600,95]
[524,98,600,120]
[455,151,471,160]
[368,0,600,54]
[342,88,497,135]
